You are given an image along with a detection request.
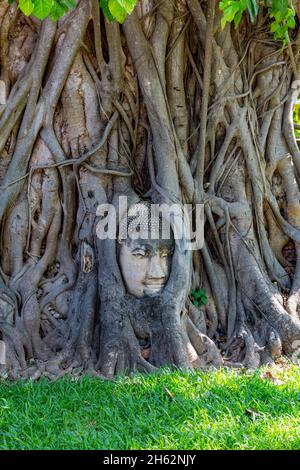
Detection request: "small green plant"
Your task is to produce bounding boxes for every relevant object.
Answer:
[191,288,208,307]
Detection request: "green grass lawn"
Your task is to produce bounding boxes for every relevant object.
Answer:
[0,363,300,450]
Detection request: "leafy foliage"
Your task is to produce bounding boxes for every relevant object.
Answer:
[219,0,259,29]
[6,0,299,35]
[269,0,296,44]
[6,0,137,23]
[219,0,296,45]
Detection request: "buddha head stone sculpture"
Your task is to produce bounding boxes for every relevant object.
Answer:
[118,202,174,298]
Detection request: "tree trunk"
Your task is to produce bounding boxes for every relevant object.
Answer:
[1,0,300,379]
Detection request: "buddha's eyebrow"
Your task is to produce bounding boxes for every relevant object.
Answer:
[131,245,148,252]
[132,244,153,252]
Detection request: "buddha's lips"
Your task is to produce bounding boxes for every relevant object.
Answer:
[143,281,165,289]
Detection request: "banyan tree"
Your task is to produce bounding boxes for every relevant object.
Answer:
[1,0,300,379]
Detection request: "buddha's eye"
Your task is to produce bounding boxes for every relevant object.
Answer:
[132,250,147,258]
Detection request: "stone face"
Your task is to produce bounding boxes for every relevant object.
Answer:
[119,233,174,298]
[119,238,173,298]
[118,202,174,298]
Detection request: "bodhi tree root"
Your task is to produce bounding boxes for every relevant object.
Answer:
[1,0,300,379]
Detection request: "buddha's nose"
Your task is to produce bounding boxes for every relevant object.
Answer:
[147,254,165,280]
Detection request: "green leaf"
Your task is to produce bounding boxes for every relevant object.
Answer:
[270,21,280,32]
[245,0,258,23]
[19,0,34,16]
[221,16,228,29]
[234,9,243,27]
[287,11,296,29]
[272,0,288,16]
[100,0,116,21]
[191,288,208,306]
[33,0,53,20]
[108,0,127,23]
[107,0,136,23]
[50,1,68,20]
[220,0,247,29]
[197,289,206,296]
[225,4,241,22]
[61,0,76,8]
[119,0,136,14]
